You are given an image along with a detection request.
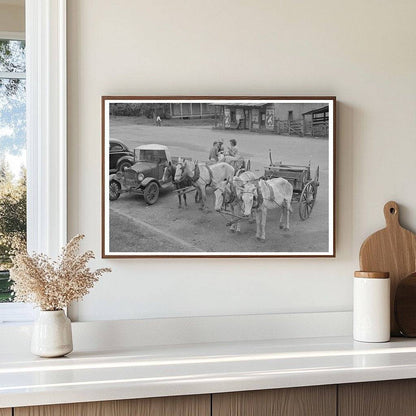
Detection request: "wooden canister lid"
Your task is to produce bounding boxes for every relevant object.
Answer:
[354,271,390,279]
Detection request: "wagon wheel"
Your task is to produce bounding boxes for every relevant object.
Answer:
[299,181,316,220]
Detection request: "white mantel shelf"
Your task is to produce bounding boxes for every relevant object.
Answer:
[2,336,416,408]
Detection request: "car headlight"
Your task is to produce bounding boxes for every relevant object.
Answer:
[138,173,145,182]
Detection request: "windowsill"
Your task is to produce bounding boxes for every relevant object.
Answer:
[0,303,35,324]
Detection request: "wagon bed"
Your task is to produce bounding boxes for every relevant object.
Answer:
[264,156,320,220]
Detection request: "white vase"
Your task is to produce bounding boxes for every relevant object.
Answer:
[31,310,73,357]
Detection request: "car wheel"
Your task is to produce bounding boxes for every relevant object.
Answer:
[109,180,121,201]
[118,160,132,172]
[143,182,160,205]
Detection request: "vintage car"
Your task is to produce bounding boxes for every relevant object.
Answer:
[109,144,173,205]
[109,138,134,173]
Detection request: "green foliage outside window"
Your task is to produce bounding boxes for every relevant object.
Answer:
[0,161,26,302]
[0,38,27,302]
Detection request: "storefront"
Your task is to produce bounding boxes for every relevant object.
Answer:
[214,103,329,137]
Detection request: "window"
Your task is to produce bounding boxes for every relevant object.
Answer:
[0,1,67,324]
[137,149,167,162]
[0,35,26,306]
[111,143,124,152]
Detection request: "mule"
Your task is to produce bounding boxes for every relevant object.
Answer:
[214,170,256,232]
[241,177,293,241]
[218,154,245,171]
[178,160,234,210]
[162,162,196,208]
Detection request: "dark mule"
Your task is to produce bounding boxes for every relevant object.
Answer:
[162,162,197,208]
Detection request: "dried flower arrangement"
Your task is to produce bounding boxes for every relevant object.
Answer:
[10,234,111,311]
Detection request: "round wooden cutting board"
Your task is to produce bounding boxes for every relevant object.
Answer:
[359,201,416,336]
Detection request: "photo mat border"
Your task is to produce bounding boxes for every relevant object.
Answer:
[101,96,336,258]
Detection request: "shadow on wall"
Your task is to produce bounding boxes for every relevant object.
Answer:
[336,101,354,261]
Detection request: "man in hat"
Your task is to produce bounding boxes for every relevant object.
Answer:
[209,141,220,162]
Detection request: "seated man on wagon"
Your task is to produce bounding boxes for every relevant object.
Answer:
[227,139,240,158]
[220,139,245,170]
[209,141,220,162]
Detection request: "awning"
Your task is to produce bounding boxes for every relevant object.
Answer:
[302,105,329,115]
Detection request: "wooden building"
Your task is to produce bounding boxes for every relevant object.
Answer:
[301,106,329,137]
[212,103,329,137]
[168,103,215,119]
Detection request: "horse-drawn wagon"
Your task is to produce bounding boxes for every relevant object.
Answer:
[264,150,320,220]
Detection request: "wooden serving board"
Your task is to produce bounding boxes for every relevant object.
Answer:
[359,201,416,336]
[395,273,416,337]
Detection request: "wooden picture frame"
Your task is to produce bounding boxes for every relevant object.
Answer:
[102,96,336,258]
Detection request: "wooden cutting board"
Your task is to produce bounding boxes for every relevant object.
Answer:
[395,273,416,337]
[359,201,416,336]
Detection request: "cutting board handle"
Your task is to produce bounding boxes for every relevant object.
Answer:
[384,201,400,228]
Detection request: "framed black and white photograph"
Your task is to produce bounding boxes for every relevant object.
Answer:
[102,96,336,258]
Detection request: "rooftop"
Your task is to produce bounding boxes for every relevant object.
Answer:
[135,144,169,151]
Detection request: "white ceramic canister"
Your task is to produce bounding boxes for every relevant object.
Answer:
[353,271,390,343]
[31,310,73,357]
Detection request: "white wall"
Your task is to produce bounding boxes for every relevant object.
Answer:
[67,0,416,322]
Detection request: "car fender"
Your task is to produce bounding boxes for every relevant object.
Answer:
[109,173,118,182]
[116,155,134,169]
[109,173,122,187]
[141,177,160,188]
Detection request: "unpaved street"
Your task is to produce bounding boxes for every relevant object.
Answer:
[108,117,330,254]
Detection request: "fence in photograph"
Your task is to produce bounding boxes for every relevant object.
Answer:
[275,119,328,137]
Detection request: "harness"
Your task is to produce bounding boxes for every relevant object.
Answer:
[192,163,200,182]
[174,164,186,184]
[252,183,263,209]
[266,182,275,202]
[222,182,236,209]
[206,165,214,186]
[174,174,189,185]
[217,182,241,224]
[245,181,282,209]
[192,163,213,187]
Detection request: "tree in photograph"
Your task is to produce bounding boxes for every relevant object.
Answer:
[109,103,171,119]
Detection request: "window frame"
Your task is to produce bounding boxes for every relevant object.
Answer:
[0,0,67,323]
[0,31,28,320]
[0,31,25,79]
